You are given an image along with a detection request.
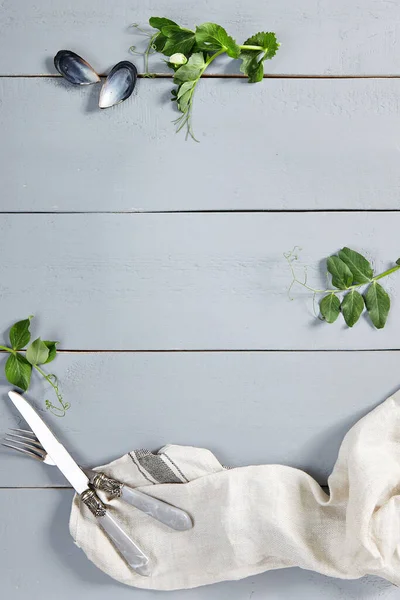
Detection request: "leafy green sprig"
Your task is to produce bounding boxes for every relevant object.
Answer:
[0,316,70,417]
[132,18,280,139]
[285,247,400,329]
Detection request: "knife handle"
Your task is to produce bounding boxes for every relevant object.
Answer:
[81,488,151,576]
[92,472,192,531]
[97,512,151,576]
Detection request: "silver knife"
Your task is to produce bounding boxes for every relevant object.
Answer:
[8,391,151,576]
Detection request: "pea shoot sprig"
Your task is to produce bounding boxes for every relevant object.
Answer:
[0,316,70,417]
[131,18,280,140]
[285,247,400,329]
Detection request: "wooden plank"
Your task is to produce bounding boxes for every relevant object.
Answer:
[0,489,398,598]
[2,78,400,211]
[1,351,400,487]
[0,213,400,349]
[0,0,399,76]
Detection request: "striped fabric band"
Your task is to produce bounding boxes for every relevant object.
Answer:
[129,449,186,484]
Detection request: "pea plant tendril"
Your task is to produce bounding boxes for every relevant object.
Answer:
[0,316,70,417]
[131,18,280,140]
[285,247,400,329]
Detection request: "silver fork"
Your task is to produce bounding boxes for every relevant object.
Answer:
[4,429,56,464]
[3,428,192,531]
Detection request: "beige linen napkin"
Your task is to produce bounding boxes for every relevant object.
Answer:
[70,390,400,590]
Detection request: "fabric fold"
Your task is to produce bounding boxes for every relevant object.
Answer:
[70,390,400,590]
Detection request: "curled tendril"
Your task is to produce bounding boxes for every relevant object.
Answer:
[130,23,153,37]
[45,374,70,417]
[284,246,306,301]
[129,24,158,76]
[284,247,321,317]
[34,367,70,417]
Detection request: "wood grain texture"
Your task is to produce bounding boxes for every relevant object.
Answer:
[1,490,396,600]
[0,213,400,349]
[2,2,400,598]
[2,78,400,211]
[1,0,400,76]
[1,351,399,487]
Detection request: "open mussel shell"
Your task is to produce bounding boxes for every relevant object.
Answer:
[99,61,138,109]
[54,50,100,85]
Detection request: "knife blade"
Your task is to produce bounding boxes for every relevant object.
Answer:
[8,391,151,576]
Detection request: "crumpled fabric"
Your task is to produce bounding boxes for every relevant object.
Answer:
[70,390,400,590]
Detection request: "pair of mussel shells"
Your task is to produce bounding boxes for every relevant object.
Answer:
[54,50,137,108]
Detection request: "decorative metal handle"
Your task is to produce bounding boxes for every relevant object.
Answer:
[92,472,124,498]
[81,488,107,517]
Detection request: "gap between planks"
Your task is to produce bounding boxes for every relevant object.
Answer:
[0,486,72,490]
[1,349,400,354]
[2,73,400,79]
[3,210,400,215]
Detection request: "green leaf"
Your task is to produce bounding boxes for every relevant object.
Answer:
[149,17,178,30]
[26,337,49,366]
[240,32,279,83]
[173,54,205,117]
[364,282,390,329]
[246,61,264,83]
[173,52,205,80]
[320,293,340,323]
[327,256,353,290]
[152,32,168,53]
[396,258,400,266]
[176,81,196,112]
[177,81,195,98]
[148,18,180,54]
[177,91,191,112]
[195,22,240,58]
[173,52,205,83]
[240,52,260,82]
[43,341,58,364]
[340,291,364,327]
[338,247,373,284]
[5,353,32,391]
[245,31,280,60]
[9,317,33,350]
[160,25,196,57]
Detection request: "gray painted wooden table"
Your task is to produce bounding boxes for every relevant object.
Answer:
[1,1,400,598]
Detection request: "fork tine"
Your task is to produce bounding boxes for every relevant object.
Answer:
[10,428,38,439]
[6,431,43,448]
[2,441,44,461]
[4,437,47,459]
